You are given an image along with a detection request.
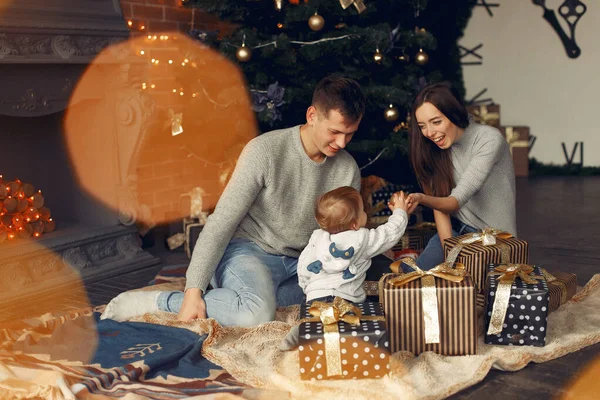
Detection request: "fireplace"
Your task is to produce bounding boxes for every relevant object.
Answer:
[0,0,160,308]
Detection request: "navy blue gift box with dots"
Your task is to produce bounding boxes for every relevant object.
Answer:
[484,264,549,347]
[298,301,390,380]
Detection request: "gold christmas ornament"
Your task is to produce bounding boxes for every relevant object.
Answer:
[236,44,252,62]
[415,48,429,65]
[373,48,384,64]
[384,104,399,122]
[397,53,410,63]
[308,13,325,31]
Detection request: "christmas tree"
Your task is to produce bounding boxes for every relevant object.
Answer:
[185,0,473,184]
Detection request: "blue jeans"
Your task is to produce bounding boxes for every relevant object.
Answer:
[157,239,305,327]
[412,219,478,271]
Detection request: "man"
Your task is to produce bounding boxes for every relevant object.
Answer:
[101,75,365,327]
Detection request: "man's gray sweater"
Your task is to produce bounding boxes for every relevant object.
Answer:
[185,125,361,292]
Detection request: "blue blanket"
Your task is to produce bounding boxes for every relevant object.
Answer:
[2,309,249,398]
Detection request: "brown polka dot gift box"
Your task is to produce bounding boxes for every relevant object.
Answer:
[444,229,529,308]
[484,264,549,346]
[380,259,478,356]
[298,298,390,381]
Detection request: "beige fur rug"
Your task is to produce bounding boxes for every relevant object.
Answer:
[130,275,600,400]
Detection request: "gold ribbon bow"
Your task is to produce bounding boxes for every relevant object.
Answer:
[339,0,367,13]
[472,105,499,125]
[300,297,383,377]
[540,268,568,305]
[167,108,183,136]
[505,127,529,156]
[388,258,466,344]
[487,264,543,335]
[446,228,513,265]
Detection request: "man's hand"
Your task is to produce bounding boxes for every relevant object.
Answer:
[178,288,207,321]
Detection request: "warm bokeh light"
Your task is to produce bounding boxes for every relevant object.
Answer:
[64,32,258,228]
[0,238,96,362]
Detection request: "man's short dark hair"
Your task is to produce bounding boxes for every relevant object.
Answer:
[312,76,366,124]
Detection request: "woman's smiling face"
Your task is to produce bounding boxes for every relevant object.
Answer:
[415,102,463,149]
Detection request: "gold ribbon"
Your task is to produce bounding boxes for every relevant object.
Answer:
[166,108,183,136]
[445,228,513,265]
[339,0,366,13]
[505,127,529,156]
[166,232,185,250]
[388,258,466,344]
[487,264,543,335]
[413,221,436,229]
[540,268,568,305]
[472,105,499,125]
[299,297,384,377]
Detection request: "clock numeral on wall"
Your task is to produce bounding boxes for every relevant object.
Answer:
[475,0,500,17]
[561,142,584,167]
[466,88,493,106]
[459,44,483,65]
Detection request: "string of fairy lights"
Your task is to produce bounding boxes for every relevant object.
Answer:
[0,176,55,242]
[124,0,432,123]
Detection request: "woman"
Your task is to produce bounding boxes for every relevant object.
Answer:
[406,83,516,270]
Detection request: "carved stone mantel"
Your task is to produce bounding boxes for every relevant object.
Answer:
[0,0,129,117]
[0,225,159,306]
[0,1,161,310]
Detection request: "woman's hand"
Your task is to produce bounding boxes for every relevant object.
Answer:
[406,193,423,214]
[178,288,207,321]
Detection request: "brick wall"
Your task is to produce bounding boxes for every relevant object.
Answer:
[117,0,245,226]
[119,0,230,35]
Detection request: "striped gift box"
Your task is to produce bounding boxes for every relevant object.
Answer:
[379,273,477,356]
[543,269,577,312]
[392,223,437,253]
[444,234,529,306]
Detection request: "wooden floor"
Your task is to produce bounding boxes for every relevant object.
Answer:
[1,176,599,399]
[451,176,600,400]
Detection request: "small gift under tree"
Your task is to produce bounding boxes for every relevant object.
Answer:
[501,126,530,177]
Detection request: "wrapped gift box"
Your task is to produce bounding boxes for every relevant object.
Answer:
[299,299,390,380]
[467,104,501,128]
[363,254,394,298]
[542,269,577,312]
[484,264,549,346]
[501,126,530,177]
[361,176,422,227]
[392,222,437,254]
[379,268,478,356]
[184,217,205,258]
[444,230,529,307]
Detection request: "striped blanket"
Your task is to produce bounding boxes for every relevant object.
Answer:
[0,306,259,399]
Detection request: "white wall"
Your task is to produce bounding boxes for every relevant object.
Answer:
[461,1,600,166]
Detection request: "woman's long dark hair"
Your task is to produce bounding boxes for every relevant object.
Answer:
[409,83,470,197]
